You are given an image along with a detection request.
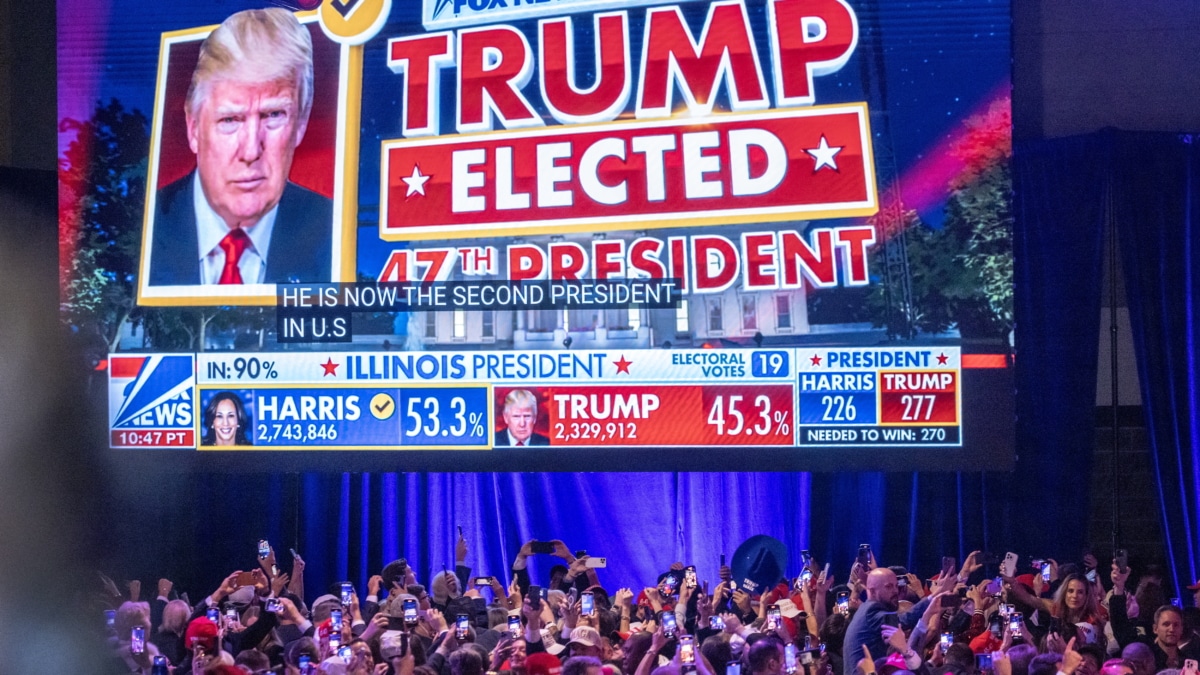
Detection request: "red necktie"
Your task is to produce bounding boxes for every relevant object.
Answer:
[218,229,251,285]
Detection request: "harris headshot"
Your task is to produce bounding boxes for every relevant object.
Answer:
[143,8,336,295]
[201,391,253,447]
[494,389,551,447]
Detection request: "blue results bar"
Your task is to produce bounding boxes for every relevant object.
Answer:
[244,386,490,448]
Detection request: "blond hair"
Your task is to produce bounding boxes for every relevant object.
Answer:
[504,389,538,412]
[186,8,314,123]
[160,599,190,635]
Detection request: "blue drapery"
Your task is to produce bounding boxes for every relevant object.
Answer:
[1009,134,1110,556]
[1112,131,1200,593]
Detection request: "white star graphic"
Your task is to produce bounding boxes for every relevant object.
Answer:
[805,136,843,172]
[402,165,431,197]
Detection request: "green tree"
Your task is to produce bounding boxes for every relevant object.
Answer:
[59,99,149,353]
[939,98,1013,339]
[864,98,1013,340]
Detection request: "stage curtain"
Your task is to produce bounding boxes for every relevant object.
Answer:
[283,472,818,598]
[1006,134,1111,557]
[1113,131,1200,594]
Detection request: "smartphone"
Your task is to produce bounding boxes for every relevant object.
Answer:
[1030,558,1045,570]
[710,615,726,630]
[661,610,677,639]
[131,626,146,654]
[728,663,742,675]
[456,613,470,640]
[1182,660,1198,675]
[940,632,953,651]
[206,607,220,624]
[225,607,238,622]
[151,655,169,675]
[258,539,271,559]
[798,568,814,588]
[235,571,257,587]
[475,577,492,586]
[800,549,812,566]
[784,643,798,674]
[857,544,871,567]
[508,615,522,638]
[530,541,555,555]
[299,655,312,673]
[987,577,1003,597]
[581,591,595,616]
[836,592,850,615]
[104,609,116,627]
[529,585,542,610]
[1086,569,1097,583]
[586,557,607,568]
[1041,563,1052,581]
[1000,552,1018,578]
[1173,597,1184,608]
[331,609,344,632]
[404,598,419,625]
[989,613,1003,639]
[977,653,994,673]
[685,566,698,588]
[340,582,354,605]
[942,557,957,577]
[338,644,353,661]
[767,604,782,630]
[1115,549,1129,574]
[819,563,831,586]
[266,597,282,613]
[662,573,680,596]
[680,635,696,666]
[1009,612,1023,637]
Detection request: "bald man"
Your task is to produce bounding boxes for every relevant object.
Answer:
[842,568,932,675]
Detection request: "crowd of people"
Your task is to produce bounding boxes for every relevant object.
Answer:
[96,539,1200,675]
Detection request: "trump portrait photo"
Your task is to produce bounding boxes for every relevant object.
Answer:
[139,8,346,304]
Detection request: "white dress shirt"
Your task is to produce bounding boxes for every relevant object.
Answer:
[194,172,278,284]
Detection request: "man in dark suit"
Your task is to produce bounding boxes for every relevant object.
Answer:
[146,8,333,287]
[495,389,551,447]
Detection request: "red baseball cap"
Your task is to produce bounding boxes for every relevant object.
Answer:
[526,652,563,675]
[184,616,219,654]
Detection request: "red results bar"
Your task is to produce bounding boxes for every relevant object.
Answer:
[111,429,195,448]
[878,371,959,425]
[545,384,793,447]
[380,106,876,241]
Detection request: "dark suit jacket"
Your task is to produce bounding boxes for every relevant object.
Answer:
[148,172,333,286]
[494,429,551,446]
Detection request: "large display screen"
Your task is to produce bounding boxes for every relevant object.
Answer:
[59,0,1013,470]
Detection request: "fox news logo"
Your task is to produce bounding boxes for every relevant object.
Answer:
[109,355,195,430]
[423,0,704,29]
